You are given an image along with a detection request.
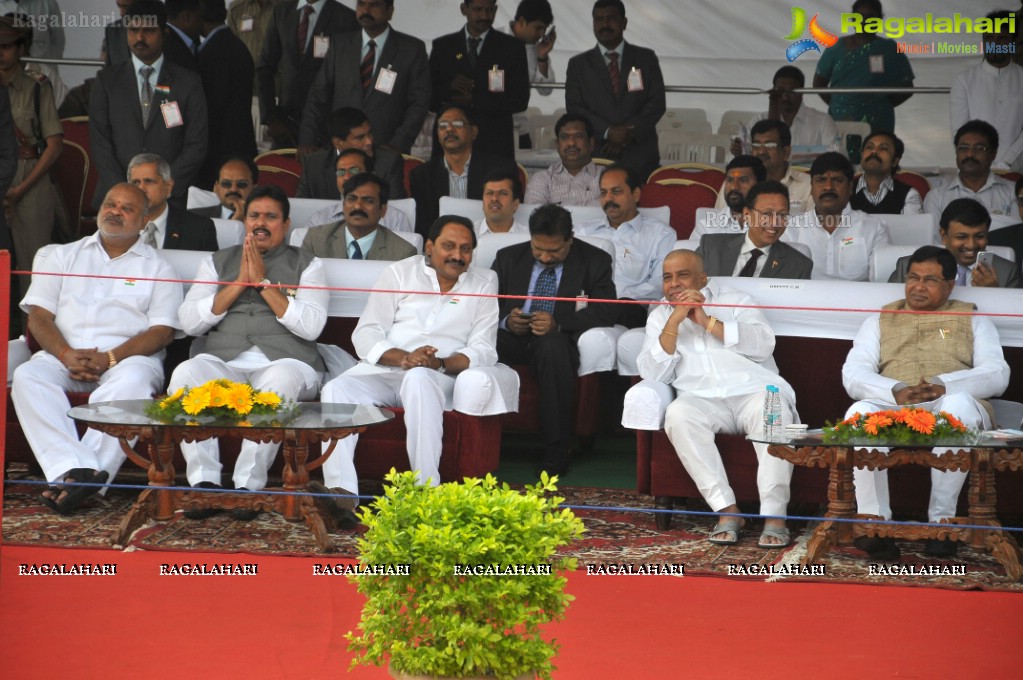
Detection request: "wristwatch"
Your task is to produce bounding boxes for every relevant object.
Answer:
[255,278,272,293]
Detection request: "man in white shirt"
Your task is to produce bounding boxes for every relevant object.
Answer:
[637,249,797,548]
[733,65,840,152]
[842,245,1010,559]
[318,215,498,524]
[785,152,890,281]
[127,153,218,251]
[718,119,813,215]
[690,154,765,240]
[11,183,183,515]
[190,157,257,221]
[170,185,329,518]
[476,169,528,237]
[505,0,555,148]
[849,131,923,215]
[301,147,412,233]
[524,112,602,207]
[949,11,1023,172]
[576,164,675,327]
[924,120,1017,218]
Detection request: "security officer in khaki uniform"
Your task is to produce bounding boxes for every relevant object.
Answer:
[0,16,63,289]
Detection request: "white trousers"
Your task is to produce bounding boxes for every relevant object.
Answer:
[169,356,321,490]
[11,352,164,484]
[845,394,988,522]
[663,392,794,516]
[320,367,455,497]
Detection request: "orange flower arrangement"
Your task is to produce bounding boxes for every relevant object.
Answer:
[825,407,974,445]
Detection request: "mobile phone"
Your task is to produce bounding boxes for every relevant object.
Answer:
[542,25,555,40]
[976,251,994,267]
[518,312,534,320]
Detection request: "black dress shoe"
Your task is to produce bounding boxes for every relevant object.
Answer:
[924,538,958,557]
[853,536,901,560]
[183,482,223,520]
[535,460,568,480]
[230,508,261,521]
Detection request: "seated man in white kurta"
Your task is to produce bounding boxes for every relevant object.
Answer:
[318,215,499,527]
[637,249,797,548]
[170,185,328,519]
[842,245,1009,560]
[12,183,183,515]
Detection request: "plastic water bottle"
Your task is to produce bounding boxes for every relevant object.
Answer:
[763,385,782,440]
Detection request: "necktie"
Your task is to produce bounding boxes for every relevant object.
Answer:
[956,264,968,286]
[738,248,763,277]
[607,51,620,95]
[351,240,364,260]
[531,267,557,313]
[361,39,376,92]
[467,36,480,70]
[297,3,314,55]
[141,222,158,248]
[140,65,154,129]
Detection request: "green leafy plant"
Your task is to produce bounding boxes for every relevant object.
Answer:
[346,470,585,680]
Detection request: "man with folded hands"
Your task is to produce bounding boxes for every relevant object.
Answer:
[636,249,797,548]
[842,245,1009,560]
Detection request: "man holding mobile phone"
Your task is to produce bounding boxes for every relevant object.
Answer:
[887,198,1020,288]
[505,1,556,149]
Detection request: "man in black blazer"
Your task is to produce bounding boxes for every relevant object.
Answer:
[889,198,1021,289]
[196,0,257,189]
[257,0,357,148]
[988,177,1023,276]
[90,1,208,207]
[429,0,530,160]
[565,0,666,181]
[409,105,517,236]
[128,153,218,251]
[697,181,814,279]
[191,157,258,221]
[296,106,405,200]
[165,0,202,70]
[104,0,132,67]
[492,204,617,477]
[298,0,429,153]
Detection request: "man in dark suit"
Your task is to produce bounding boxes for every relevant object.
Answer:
[409,104,517,236]
[301,173,416,260]
[165,0,202,70]
[493,203,617,477]
[889,198,1021,288]
[988,177,1023,276]
[565,0,666,181]
[105,0,134,67]
[698,180,813,280]
[296,106,405,200]
[196,0,257,189]
[298,0,429,154]
[257,0,357,148]
[128,153,218,251]
[429,0,530,160]
[191,156,258,221]
[90,0,208,207]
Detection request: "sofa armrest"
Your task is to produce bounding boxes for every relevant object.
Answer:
[622,378,675,430]
[615,327,646,376]
[577,325,626,376]
[452,363,520,416]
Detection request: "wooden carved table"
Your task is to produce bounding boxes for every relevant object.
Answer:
[69,400,394,552]
[761,436,1023,580]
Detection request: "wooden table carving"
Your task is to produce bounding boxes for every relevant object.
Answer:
[765,439,1023,580]
[69,401,394,552]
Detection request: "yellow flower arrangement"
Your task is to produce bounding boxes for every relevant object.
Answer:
[146,379,296,424]
[824,407,975,445]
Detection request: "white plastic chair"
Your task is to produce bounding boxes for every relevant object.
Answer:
[877,213,937,247]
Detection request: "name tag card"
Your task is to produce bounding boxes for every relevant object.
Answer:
[869,54,885,74]
[240,16,254,32]
[488,67,505,93]
[161,101,183,128]
[313,35,329,59]
[627,68,644,92]
[376,66,397,94]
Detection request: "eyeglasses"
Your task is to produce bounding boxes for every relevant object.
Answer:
[336,167,364,177]
[218,179,250,189]
[750,142,780,150]
[955,144,990,154]
[437,120,468,130]
[905,273,950,287]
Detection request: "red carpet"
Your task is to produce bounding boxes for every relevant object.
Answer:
[2,544,1020,679]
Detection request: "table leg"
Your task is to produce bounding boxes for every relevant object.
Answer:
[965,449,1023,580]
[113,433,178,546]
[805,447,855,565]
[279,431,308,522]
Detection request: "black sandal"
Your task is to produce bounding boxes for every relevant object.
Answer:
[53,468,108,516]
[40,486,61,512]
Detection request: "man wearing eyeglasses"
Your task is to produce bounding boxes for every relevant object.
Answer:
[842,245,1010,560]
[697,180,812,279]
[716,120,813,215]
[785,152,890,281]
[300,172,415,261]
[923,120,1017,218]
[128,153,218,250]
[191,157,258,221]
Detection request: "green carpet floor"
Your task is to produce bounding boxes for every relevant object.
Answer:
[493,432,637,489]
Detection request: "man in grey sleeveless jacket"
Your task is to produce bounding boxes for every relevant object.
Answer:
[169,185,328,519]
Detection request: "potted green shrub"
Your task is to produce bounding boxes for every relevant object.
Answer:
[346,470,585,680]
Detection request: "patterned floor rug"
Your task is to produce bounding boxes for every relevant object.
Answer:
[3,474,1021,592]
